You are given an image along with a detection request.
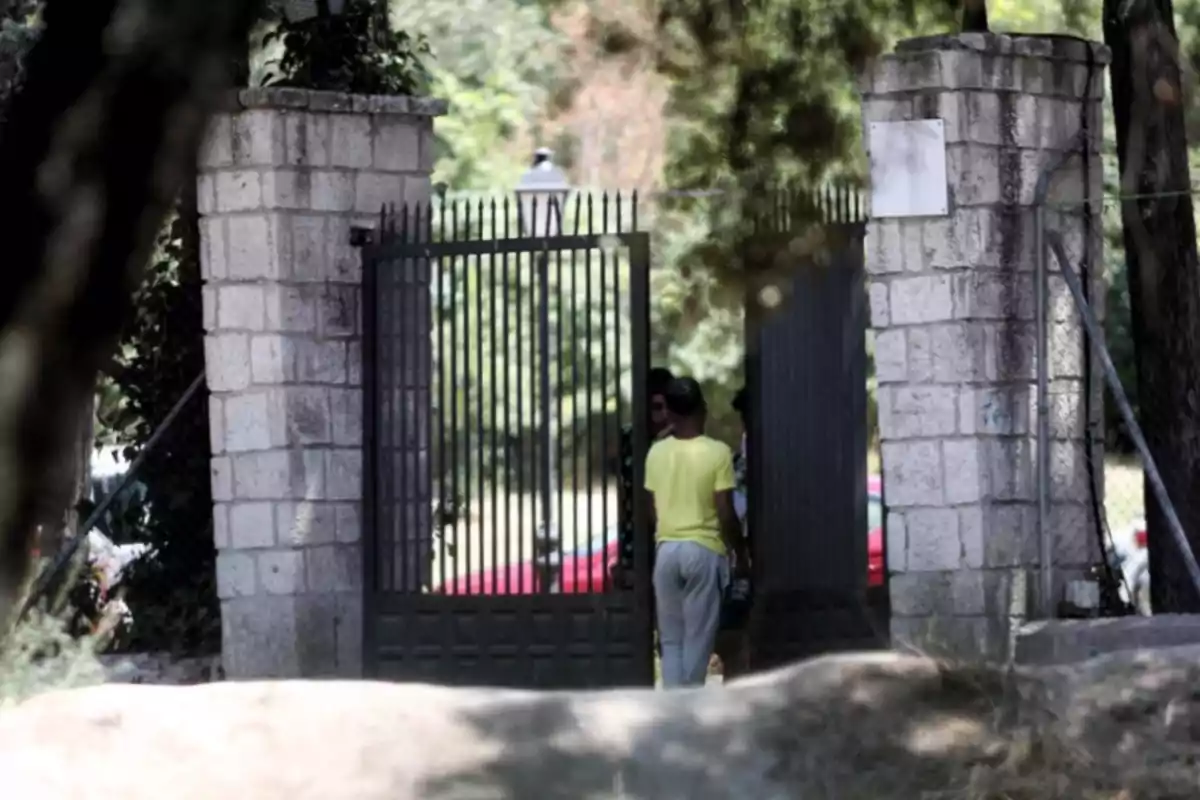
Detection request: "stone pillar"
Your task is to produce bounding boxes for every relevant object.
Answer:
[861,34,1109,660]
[199,88,444,679]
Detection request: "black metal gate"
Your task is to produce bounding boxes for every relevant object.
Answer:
[361,195,654,688]
[745,193,888,669]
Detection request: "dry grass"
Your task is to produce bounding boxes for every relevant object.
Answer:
[0,611,105,709]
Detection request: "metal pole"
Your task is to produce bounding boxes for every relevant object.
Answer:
[1046,231,1200,597]
[1035,205,1052,617]
[1032,131,1086,618]
[539,249,554,563]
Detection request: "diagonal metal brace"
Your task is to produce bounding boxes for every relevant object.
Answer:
[1045,229,1200,598]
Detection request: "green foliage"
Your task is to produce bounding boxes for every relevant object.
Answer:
[101,213,218,655]
[642,195,744,438]
[424,70,535,189]
[263,0,430,94]
[987,0,1096,35]
[428,193,634,487]
[0,610,105,708]
[572,0,953,434]
[0,1,39,119]
[636,0,1160,450]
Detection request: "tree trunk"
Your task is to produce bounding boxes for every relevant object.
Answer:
[961,0,989,33]
[1104,0,1200,611]
[0,0,263,629]
[38,393,94,557]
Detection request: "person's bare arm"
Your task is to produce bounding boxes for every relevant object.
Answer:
[715,489,748,568]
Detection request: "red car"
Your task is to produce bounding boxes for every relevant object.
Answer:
[868,476,885,588]
[439,530,616,596]
[442,477,887,595]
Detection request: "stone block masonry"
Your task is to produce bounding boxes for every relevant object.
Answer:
[200,88,445,679]
[861,34,1109,661]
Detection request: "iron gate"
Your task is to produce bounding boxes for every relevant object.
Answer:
[361,194,654,688]
[745,192,888,669]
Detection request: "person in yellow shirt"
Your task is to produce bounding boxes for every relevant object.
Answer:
[644,377,747,687]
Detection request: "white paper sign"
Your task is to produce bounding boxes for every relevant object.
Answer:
[868,120,949,218]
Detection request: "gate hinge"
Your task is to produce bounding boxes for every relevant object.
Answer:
[349,226,377,247]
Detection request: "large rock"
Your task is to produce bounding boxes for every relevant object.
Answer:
[2,647,1199,798]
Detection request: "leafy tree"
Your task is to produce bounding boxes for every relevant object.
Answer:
[579,0,957,442]
[389,0,570,188]
[263,0,429,94]
[426,194,637,485]
[103,213,218,653]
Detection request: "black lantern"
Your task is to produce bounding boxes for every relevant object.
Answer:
[515,147,571,238]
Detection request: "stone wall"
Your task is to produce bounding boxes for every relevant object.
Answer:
[199,88,443,678]
[861,34,1109,660]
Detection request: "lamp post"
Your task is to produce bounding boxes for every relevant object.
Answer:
[515,148,571,590]
[515,147,571,237]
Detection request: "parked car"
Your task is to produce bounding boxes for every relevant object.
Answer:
[438,527,612,596]
[442,476,888,595]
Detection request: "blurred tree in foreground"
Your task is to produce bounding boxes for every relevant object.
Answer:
[0,0,264,632]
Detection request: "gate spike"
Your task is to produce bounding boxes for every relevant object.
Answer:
[428,196,436,243]
[631,190,639,233]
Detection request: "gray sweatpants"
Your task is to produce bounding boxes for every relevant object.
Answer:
[653,540,730,688]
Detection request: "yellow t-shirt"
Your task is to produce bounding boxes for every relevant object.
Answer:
[644,435,735,556]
